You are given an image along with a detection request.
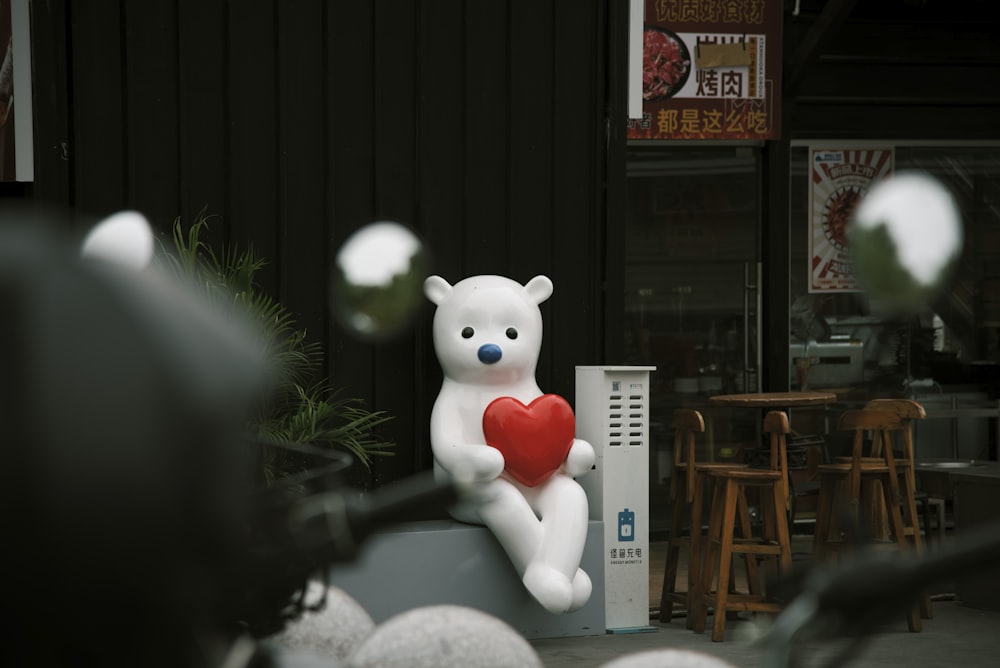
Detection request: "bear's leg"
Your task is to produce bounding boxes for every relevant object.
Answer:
[521,562,575,615]
[532,475,589,576]
[476,478,542,576]
[478,479,579,614]
[524,475,592,613]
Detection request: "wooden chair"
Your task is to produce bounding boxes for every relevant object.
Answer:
[659,409,746,625]
[863,399,929,548]
[692,411,793,642]
[813,408,922,632]
[848,399,933,619]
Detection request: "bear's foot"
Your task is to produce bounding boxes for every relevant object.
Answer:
[522,562,574,614]
[567,568,592,613]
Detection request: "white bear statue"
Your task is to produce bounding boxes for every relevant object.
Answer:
[424,274,595,614]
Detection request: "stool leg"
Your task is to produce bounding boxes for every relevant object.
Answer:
[737,487,762,599]
[753,479,792,612]
[757,485,777,589]
[712,479,739,642]
[686,474,707,629]
[878,477,922,633]
[694,478,725,635]
[900,470,932,620]
[918,496,932,545]
[813,476,835,559]
[659,474,687,622]
[771,478,793,572]
[848,468,863,531]
[935,499,946,543]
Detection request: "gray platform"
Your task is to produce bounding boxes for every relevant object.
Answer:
[328,519,606,639]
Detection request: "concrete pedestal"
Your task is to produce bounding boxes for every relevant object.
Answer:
[327,520,606,639]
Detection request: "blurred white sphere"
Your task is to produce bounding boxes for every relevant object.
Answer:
[80,210,155,270]
[601,649,739,668]
[850,172,963,312]
[331,221,428,341]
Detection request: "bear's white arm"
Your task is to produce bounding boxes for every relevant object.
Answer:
[435,442,505,483]
[430,403,505,482]
[562,438,596,477]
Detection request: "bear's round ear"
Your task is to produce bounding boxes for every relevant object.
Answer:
[524,275,553,305]
[423,275,453,305]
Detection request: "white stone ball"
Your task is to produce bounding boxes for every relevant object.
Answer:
[273,582,375,662]
[346,605,542,668]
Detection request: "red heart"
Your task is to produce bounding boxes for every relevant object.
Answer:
[482,394,576,487]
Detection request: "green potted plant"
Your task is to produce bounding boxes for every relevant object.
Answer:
[158,212,394,485]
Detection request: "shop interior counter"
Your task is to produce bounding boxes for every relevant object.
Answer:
[934,460,1000,611]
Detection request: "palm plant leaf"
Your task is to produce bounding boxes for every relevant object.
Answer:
[157,211,394,481]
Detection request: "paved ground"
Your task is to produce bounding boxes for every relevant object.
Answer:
[530,597,1000,667]
[531,533,1000,667]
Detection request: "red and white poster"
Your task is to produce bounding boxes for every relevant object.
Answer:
[809,147,894,293]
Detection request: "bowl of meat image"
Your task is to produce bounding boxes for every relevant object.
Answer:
[642,26,691,101]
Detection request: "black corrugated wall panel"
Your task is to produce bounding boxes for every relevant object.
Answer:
[28,0,612,487]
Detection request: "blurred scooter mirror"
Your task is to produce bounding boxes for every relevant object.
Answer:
[849,171,963,313]
[331,221,429,341]
[80,209,155,270]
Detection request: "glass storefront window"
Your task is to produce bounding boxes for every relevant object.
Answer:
[625,146,762,531]
[630,144,1000,533]
[789,144,1000,461]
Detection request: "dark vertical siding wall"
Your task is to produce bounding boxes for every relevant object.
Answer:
[28,0,612,486]
[785,4,1000,139]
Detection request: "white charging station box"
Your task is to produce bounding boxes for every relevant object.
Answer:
[575,366,656,632]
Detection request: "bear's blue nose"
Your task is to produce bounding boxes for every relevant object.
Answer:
[478,343,502,364]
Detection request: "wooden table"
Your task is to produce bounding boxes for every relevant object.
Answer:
[706,392,838,511]
[708,391,838,409]
[708,391,839,437]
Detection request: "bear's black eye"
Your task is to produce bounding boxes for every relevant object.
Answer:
[461,327,474,339]
[506,327,518,340]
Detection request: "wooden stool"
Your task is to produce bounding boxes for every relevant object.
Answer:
[693,411,793,642]
[862,400,926,544]
[813,408,922,632]
[659,409,746,625]
[864,398,932,619]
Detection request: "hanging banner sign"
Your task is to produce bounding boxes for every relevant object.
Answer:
[626,0,782,141]
[1,0,33,181]
[808,147,895,293]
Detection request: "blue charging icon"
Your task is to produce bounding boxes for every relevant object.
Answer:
[618,508,635,542]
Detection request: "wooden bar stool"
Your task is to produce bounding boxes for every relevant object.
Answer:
[863,399,928,549]
[813,408,922,632]
[659,409,747,625]
[850,399,933,619]
[692,411,793,642]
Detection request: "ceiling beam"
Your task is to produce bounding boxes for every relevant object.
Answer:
[784,0,861,95]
